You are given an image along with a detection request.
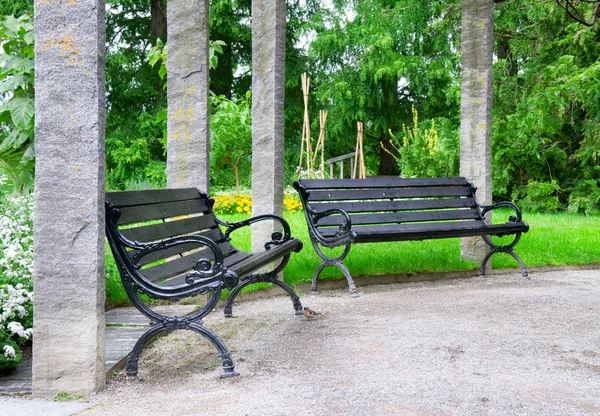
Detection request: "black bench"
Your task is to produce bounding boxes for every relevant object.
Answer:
[293,177,529,293]
[105,188,303,377]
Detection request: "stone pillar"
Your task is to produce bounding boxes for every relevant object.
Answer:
[251,0,287,251]
[33,0,106,395]
[460,0,494,263]
[167,0,211,192]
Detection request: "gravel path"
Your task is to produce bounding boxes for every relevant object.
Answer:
[43,269,600,415]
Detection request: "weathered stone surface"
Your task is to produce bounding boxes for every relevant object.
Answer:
[251,0,286,251]
[33,0,106,395]
[167,0,210,192]
[459,0,494,263]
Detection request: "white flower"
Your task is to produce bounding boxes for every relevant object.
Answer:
[3,345,16,360]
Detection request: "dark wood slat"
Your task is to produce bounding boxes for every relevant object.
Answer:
[142,241,240,282]
[315,208,481,227]
[307,186,472,202]
[116,199,209,225]
[163,239,302,287]
[309,197,477,214]
[128,229,232,266]
[228,239,303,278]
[298,177,469,190]
[318,221,528,243]
[120,215,218,243]
[106,188,203,207]
[158,251,253,287]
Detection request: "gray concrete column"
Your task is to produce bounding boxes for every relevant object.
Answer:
[460,0,494,263]
[33,0,106,395]
[167,0,211,192]
[251,0,286,251]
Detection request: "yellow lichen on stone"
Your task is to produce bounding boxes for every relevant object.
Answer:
[35,0,79,8]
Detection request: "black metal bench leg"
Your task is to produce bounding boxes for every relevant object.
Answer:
[224,255,302,317]
[125,321,238,378]
[312,260,357,294]
[311,240,357,294]
[480,234,529,278]
[125,323,168,377]
[187,322,239,378]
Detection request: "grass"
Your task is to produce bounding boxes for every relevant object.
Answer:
[224,210,600,286]
[105,210,600,305]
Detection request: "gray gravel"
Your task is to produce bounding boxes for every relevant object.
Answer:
[9,269,600,415]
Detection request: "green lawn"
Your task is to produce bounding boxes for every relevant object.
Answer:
[221,210,600,286]
[105,210,600,305]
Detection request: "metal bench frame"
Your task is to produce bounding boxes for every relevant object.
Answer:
[105,188,303,378]
[294,177,530,294]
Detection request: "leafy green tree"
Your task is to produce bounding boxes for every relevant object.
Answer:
[210,92,252,194]
[104,0,169,189]
[0,14,34,192]
[305,0,461,175]
[492,0,600,211]
[209,0,251,99]
[0,0,32,17]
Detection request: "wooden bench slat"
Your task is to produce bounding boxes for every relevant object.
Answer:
[319,221,528,243]
[315,208,481,227]
[298,177,469,190]
[142,242,242,283]
[106,188,202,207]
[227,239,303,278]
[158,250,256,287]
[307,186,472,202]
[309,197,477,213]
[120,215,219,243]
[128,229,232,267]
[116,199,209,225]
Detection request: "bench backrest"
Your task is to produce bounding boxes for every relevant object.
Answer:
[105,188,246,298]
[294,177,483,230]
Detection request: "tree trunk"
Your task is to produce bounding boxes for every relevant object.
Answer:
[378,134,399,176]
[233,163,240,194]
[497,36,517,76]
[151,0,167,41]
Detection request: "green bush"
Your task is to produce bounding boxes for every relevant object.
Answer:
[386,107,459,178]
[517,180,562,213]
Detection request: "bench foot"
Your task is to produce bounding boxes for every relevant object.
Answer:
[218,351,239,378]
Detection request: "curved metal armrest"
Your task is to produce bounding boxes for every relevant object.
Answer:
[216,214,292,250]
[480,201,523,223]
[308,207,356,247]
[109,229,238,296]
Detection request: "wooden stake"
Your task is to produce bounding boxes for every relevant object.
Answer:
[298,73,312,179]
[359,121,365,179]
[353,121,366,179]
[304,74,312,177]
[320,110,327,179]
[312,110,328,179]
[297,74,306,179]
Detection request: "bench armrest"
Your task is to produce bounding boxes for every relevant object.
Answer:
[479,201,523,223]
[216,214,292,250]
[307,208,356,247]
[124,233,237,287]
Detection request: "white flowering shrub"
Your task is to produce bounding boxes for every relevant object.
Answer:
[0,175,34,372]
